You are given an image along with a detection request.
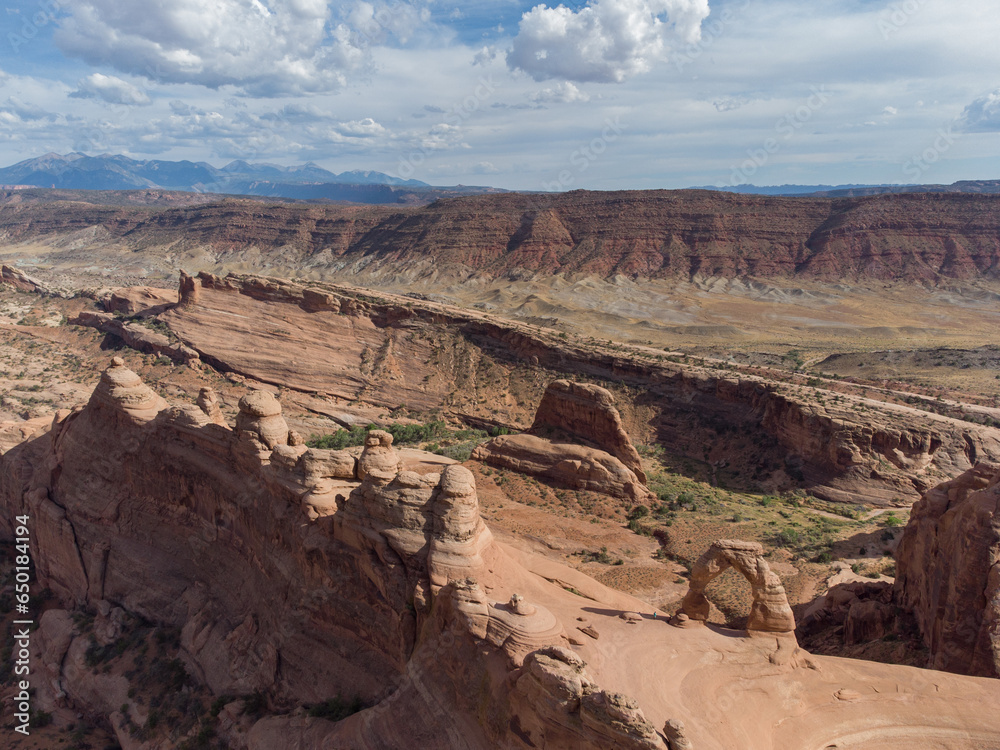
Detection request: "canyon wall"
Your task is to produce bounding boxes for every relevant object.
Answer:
[160,272,1000,506]
[894,462,1000,677]
[3,190,1000,282]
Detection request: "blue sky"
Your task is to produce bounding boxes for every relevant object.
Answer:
[1,0,999,190]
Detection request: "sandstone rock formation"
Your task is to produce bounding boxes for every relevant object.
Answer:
[155,271,1000,506]
[663,719,694,750]
[680,540,797,634]
[1,263,47,293]
[530,379,647,483]
[102,285,178,316]
[474,433,654,503]
[197,387,226,425]
[71,310,200,364]
[796,580,900,654]
[91,355,169,423]
[235,389,289,450]
[0,412,59,454]
[473,380,655,503]
[894,462,1000,677]
[3,361,1000,749]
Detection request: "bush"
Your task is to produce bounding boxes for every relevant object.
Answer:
[882,512,903,527]
[774,528,800,547]
[627,505,649,521]
[308,420,483,451]
[582,546,615,564]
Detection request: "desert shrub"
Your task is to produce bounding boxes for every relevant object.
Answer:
[308,420,481,451]
[627,505,649,521]
[882,512,903,527]
[774,528,800,547]
[308,426,369,449]
[579,546,616,564]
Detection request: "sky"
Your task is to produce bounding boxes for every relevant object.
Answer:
[1,0,1000,191]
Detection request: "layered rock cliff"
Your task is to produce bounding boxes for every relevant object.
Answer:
[894,462,1000,677]
[3,189,1000,282]
[159,272,1000,506]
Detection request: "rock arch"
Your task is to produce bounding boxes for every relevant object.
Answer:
[680,540,796,634]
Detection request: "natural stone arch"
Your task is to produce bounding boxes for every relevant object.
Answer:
[679,540,796,634]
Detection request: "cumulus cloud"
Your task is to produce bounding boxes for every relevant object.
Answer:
[348,1,430,45]
[958,89,1000,132]
[1,97,55,122]
[334,117,386,137]
[52,0,425,95]
[507,0,710,83]
[529,81,590,104]
[70,73,151,105]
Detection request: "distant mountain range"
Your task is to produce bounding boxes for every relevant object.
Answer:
[0,153,507,205]
[696,181,1000,197]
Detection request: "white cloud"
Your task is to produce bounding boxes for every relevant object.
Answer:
[471,160,499,174]
[334,117,386,137]
[348,1,430,45]
[529,81,590,104]
[52,0,408,95]
[70,73,151,105]
[1,97,55,122]
[507,0,710,83]
[473,45,499,66]
[883,106,898,116]
[958,89,1000,132]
